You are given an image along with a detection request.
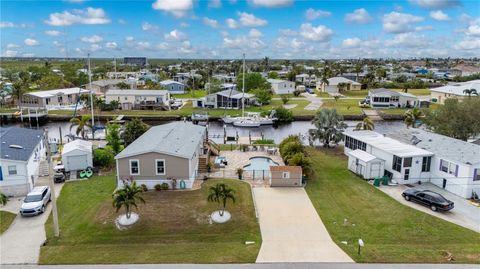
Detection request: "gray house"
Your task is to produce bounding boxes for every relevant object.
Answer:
[192,89,254,109]
[115,122,207,190]
[367,88,419,109]
[160,80,186,94]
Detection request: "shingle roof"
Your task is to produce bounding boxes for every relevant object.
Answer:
[0,127,43,161]
[115,122,205,159]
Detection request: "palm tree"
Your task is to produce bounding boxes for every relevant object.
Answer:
[404,108,424,128]
[112,182,145,219]
[463,88,478,97]
[207,183,236,217]
[70,115,92,139]
[355,117,374,130]
[354,62,363,82]
[309,108,347,148]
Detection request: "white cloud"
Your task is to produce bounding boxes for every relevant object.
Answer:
[203,17,218,28]
[164,29,187,41]
[226,18,238,29]
[81,35,103,43]
[385,33,429,48]
[465,18,480,36]
[45,7,110,26]
[152,0,193,18]
[142,22,159,32]
[345,8,372,24]
[6,43,20,49]
[459,13,471,23]
[24,38,40,46]
[0,21,14,28]
[223,35,266,50]
[430,10,450,21]
[22,53,35,57]
[136,41,151,50]
[250,0,292,8]
[382,12,424,33]
[45,30,63,36]
[53,41,63,47]
[279,28,297,36]
[238,12,267,27]
[455,38,480,50]
[178,41,195,54]
[157,42,169,50]
[342,37,362,48]
[305,8,331,20]
[290,38,304,49]
[248,28,263,38]
[125,36,135,42]
[414,25,433,31]
[2,50,18,57]
[409,0,460,9]
[105,42,118,49]
[208,0,222,8]
[299,23,333,42]
[89,44,102,52]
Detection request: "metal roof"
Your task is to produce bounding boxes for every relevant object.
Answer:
[0,127,43,162]
[62,139,92,154]
[343,130,433,157]
[430,80,480,96]
[347,149,384,163]
[25,87,88,98]
[105,89,169,96]
[327,77,361,85]
[115,121,205,159]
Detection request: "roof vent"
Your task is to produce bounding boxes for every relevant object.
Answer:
[9,144,23,149]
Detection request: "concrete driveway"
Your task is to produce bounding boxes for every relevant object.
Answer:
[253,187,353,263]
[379,183,480,233]
[0,178,63,265]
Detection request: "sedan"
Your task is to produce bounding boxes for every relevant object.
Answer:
[402,189,454,211]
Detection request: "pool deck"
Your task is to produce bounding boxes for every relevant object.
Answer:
[208,150,284,187]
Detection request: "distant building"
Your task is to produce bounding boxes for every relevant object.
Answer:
[87,79,127,94]
[160,80,186,94]
[192,89,254,109]
[0,127,45,196]
[367,88,419,109]
[317,77,361,93]
[105,89,170,110]
[267,79,295,94]
[430,80,480,104]
[124,57,147,67]
[20,87,89,110]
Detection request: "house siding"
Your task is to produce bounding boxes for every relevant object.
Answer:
[269,170,302,187]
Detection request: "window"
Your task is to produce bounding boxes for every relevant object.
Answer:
[344,135,366,151]
[129,160,139,175]
[392,155,402,172]
[46,98,50,105]
[403,157,412,168]
[422,156,431,172]
[57,96,63,103]
[282,172,290,179]
[391,96,399,102]
[440,159,458,176]
[474,169,480,181]
[404,169,410,180]
[156,159,165,175]
[8,165,17,175]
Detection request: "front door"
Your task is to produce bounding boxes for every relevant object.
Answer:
[442,178,447,189]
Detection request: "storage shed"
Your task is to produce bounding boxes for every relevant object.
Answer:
[62,140,93,172]
[269,166,303,187]
[346,149,385,179]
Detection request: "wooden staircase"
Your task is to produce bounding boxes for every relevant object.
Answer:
[198,156,208,173]
[207,140,220,156]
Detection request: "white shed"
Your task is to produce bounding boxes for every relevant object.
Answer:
[347,149,385,179]
[62,140,93,172]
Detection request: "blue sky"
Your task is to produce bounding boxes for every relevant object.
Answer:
[1,0,479,59]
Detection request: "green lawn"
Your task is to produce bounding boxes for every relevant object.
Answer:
[0,107,19,113]
[320,99,364,115]
[172,90,207,99]
[305,148,480,263]
[342,90,369,98]
[40,176,261,264]
[342,89,431,98]
[0,211,16,234]
[316,91,331,98]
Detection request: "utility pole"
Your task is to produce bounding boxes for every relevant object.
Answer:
[87,54,95,128]
[45,128,60,237]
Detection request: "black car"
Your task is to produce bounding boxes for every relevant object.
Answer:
[402,189,454,211]
[53,172,66,183]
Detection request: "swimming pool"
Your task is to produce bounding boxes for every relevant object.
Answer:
[243,156,279,171]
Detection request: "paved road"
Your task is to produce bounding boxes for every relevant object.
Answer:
[1,264,477,269]
[253,187,353,263]
[380,183,480,233]
[0,178,63,265]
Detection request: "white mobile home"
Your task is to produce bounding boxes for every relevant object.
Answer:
[20,87,89,110]
[368,88,419,108]
[160,80,185,94]
[105,89,170,110]
[267,79,295,94]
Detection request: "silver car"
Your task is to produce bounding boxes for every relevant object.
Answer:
[20,186,51,216]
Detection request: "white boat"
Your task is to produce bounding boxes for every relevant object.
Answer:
[233,119,261,127]
[222,115,236,124]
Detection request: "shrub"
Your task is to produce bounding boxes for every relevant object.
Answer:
[0,191,8,206]
[140,184,148,192]
[293,90,301,97]
[93,147,114,168]
[154,184,162,191]
[161,183,169,190]
[253,139,275,145]
[281,94,290,104]
[275,106,293,123]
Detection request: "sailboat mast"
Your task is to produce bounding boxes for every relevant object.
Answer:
[242,53,245,117]
[88,53,95,127]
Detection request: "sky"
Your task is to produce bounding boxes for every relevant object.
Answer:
[1,0,479,59]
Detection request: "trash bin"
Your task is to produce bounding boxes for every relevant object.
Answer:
[373,177,381,187]
[382,176,389,185]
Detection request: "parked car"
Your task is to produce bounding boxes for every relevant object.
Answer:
[402,189,454,211]
[20,186,51,216]
[53,172,66,183]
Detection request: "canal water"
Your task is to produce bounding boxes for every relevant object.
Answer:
[7,119,405,144]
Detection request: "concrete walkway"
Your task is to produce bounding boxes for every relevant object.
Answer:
[253,187,353,263]
[0,178,63,265]
[363,109,382,121]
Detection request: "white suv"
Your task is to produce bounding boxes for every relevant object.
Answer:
[20,186,51,216]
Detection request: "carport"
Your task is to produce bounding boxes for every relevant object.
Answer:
[61,139,93,172]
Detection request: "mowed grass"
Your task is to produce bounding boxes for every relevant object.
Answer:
[342,89,431,98]
[171,90,207,99]
[305,148,480,263]
[0,211,16,234]
[40,176,261,264]
[320,99,364,115]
